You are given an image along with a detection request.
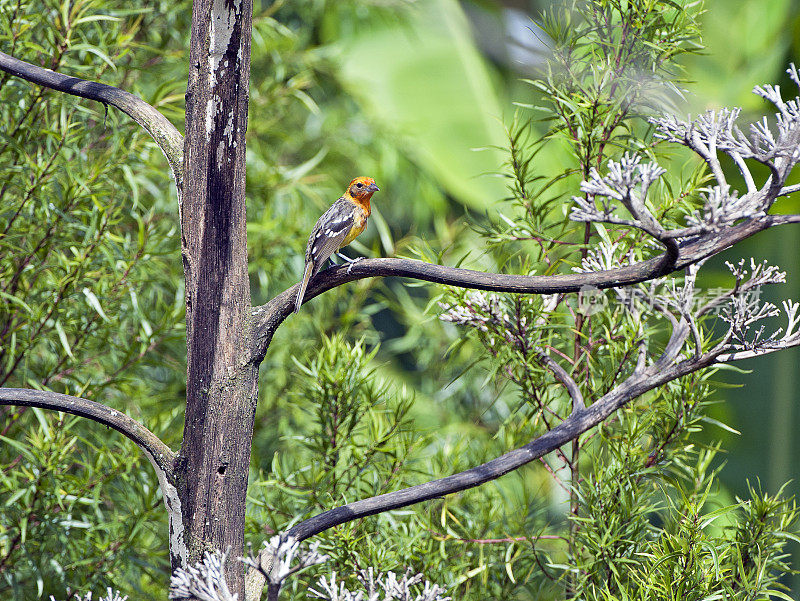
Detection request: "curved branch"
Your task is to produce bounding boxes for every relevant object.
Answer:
[0,389,188,562]
[251,214,800,362]
[778,183,800,197]
[0,51,184,187]
[285,349,719,543]
[534,348,584,411]
[251,243,678,362]
[0,388,176,476]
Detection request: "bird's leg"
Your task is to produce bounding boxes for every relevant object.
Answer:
[337,252,363,273]
[326,253,363,272]
[336,252,359,263]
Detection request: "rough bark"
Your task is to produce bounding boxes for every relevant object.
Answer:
[176,0,255,595]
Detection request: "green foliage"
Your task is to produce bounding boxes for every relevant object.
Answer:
[250,334,425,592]
[486,0,704,261]
[267,333,417,507]
[535,0,702,167]
[0,0,188,597]
[2,0,799,600]
[395,0,799,599]
[0,415,166,599]
[561,380,800,599]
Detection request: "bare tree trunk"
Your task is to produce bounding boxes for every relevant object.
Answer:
[177,0,255,595]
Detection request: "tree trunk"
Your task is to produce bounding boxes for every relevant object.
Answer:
[177,0,255,595]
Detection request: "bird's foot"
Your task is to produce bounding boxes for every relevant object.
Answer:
[346,256,364,274]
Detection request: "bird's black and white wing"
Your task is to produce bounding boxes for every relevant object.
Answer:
[305,198,355,276]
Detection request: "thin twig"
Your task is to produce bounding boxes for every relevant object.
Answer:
[533,348,584,411]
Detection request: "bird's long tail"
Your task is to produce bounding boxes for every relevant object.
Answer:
[294,262,314,313]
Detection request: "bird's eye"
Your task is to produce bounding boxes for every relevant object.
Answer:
[356,182,363,188]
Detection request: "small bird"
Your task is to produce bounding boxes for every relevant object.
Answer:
[294,176,380,313]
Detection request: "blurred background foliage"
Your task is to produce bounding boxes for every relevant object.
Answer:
[2,0,800,599]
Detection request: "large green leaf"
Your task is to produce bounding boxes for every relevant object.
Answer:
[685,0,792,110]
[335,0,508,210]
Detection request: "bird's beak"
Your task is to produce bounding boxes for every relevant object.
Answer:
[367,183,380,193]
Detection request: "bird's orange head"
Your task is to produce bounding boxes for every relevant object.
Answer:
[345,176,380,213]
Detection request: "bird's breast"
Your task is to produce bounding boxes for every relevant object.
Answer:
[341,210,367,247]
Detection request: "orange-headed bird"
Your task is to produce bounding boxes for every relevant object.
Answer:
[294,176,380,313]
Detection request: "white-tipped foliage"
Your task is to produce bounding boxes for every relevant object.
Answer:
[439,290,508,333]
[169,538,329,601]
[309,568,450,601]
[571,153,666,237]
[242,535,329,586]
[718,259,797,352]
[169,550,237,601]
[50,589,128,601]
[571,65,800,241]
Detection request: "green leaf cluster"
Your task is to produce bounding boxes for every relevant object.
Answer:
[0,0,189,597]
